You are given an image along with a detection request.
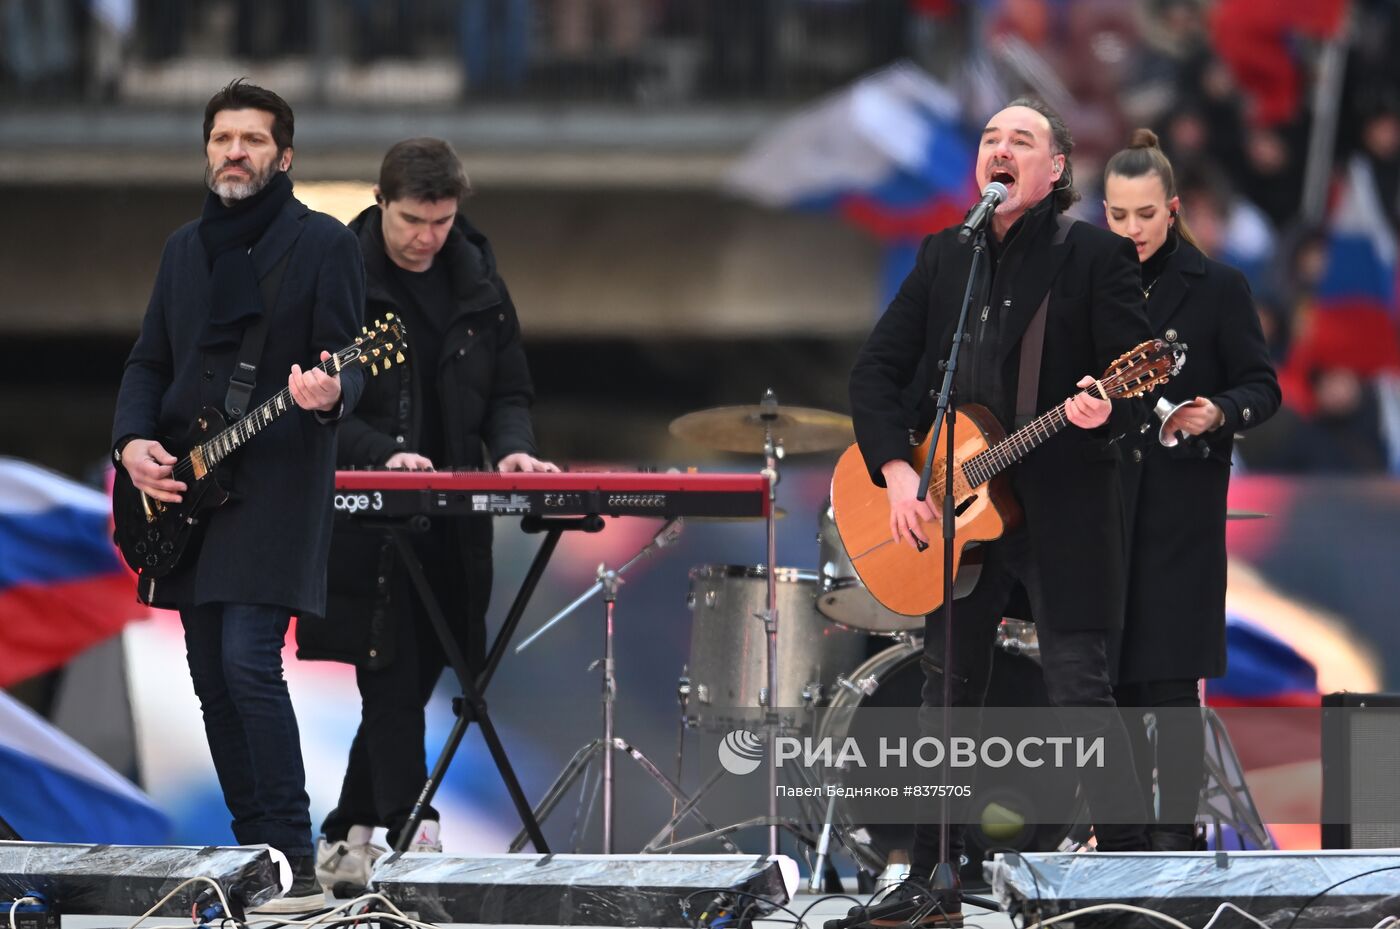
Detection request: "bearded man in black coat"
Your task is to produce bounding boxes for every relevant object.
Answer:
[294,138,555,890]
[849,97,1155,925]
[112,79,366,912]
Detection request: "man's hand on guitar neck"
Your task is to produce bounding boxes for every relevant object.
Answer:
[1065,375,1112,429]
[121,439,186,503]
[881,459,939,549]
[289,350,343,412]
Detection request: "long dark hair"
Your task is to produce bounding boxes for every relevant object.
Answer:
[1103,128,1201,250]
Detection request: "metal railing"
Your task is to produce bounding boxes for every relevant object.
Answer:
[2,0,943,107]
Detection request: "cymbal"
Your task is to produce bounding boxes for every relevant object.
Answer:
[1226,510,1270,520]
[669,404,854,454]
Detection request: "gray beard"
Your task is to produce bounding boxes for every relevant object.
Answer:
[206,162,277,202]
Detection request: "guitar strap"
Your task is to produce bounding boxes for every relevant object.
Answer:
[1014,213,1077,428]
[224,248,293,420]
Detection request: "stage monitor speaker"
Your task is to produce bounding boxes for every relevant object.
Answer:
[0,843,280,916]
[988,851,1400,928]
[1322,691,1400,849]
[370,853,796,926]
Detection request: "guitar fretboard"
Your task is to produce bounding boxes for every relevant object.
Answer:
[961,403,1073,487]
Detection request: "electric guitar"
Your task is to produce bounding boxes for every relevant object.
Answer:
[830,338,1185,617]
[112,316,405,597]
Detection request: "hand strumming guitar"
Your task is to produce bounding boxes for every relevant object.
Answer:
[121,438,186,503]
[881,458,938,549]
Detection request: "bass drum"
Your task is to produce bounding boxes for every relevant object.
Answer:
[686,564,867,732]
[819,636,1082,887]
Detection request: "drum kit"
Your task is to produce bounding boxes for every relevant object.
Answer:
[514,391,1269,882]
[513,388,1052,881]
[664,392,1051,882]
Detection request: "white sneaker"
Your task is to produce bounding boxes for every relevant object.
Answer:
[407,819,443,853]
[315,825,388,892]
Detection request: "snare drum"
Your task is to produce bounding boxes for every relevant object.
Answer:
[686,564,867,731]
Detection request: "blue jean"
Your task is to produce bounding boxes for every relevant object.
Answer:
[180,602,313,857]
[459,0,531,92]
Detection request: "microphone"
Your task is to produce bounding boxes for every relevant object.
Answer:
[957,181,1009,244]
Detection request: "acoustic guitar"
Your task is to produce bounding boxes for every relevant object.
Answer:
[112,316,405,602]
[830,338,1184,617]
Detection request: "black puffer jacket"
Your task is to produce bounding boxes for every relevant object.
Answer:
[296,205,538,668]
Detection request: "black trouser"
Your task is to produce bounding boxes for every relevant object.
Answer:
[910,529,1148,877]
[321,533,481,847]
[1113,678,1206,845]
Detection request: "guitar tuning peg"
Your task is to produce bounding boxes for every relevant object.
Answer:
[396,351,405,364]
[385,312,395,320]
[370,362,379,375]
[383,357,392,369]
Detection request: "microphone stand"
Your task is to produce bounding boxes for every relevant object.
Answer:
[912,223,990,905]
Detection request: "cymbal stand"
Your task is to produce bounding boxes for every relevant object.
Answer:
[643,390,818,858]
[760,388,783,856]
[510,520,740,854]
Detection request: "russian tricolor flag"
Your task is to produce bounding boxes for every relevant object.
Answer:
[1207,613,1320,708]
[0,688,169,843]
[725,62,976,311]
[0,457,136,688]
[1283,156,1400,413]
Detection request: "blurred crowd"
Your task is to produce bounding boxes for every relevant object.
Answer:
[1,0,927,102]
[3,0,1399,474]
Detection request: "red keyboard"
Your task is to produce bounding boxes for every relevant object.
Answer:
[333,470,770,519]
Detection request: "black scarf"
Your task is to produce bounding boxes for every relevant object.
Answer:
[197,170,294,348]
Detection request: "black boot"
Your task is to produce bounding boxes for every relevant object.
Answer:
[848,876,964,928]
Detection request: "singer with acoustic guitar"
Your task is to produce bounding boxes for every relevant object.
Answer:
[845,97,1157,927]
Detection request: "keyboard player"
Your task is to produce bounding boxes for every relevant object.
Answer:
[295,138,557,890]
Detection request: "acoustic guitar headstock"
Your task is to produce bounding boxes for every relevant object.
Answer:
[1100,339,1186,400]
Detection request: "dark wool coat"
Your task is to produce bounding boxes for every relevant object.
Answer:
[297,206,538,668]
[112,196,367,616]
[850,202,1155,633]
[1116,239,1281,683]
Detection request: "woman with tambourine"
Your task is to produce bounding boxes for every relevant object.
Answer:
[1102,129,1281,851]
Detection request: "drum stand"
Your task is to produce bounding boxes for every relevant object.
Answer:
[644,390,821,859]
[510,521,740,854]
[1198,707,1273,849]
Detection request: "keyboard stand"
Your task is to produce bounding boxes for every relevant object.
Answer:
[365,513,605,854]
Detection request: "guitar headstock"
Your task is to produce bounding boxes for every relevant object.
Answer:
[341,313,408,376]
[1100,338,1186,399]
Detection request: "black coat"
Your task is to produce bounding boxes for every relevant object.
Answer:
[297,206,538,667]
[112,196,367,616]
[1116,239,1280,683]
[850,204,1155,633]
